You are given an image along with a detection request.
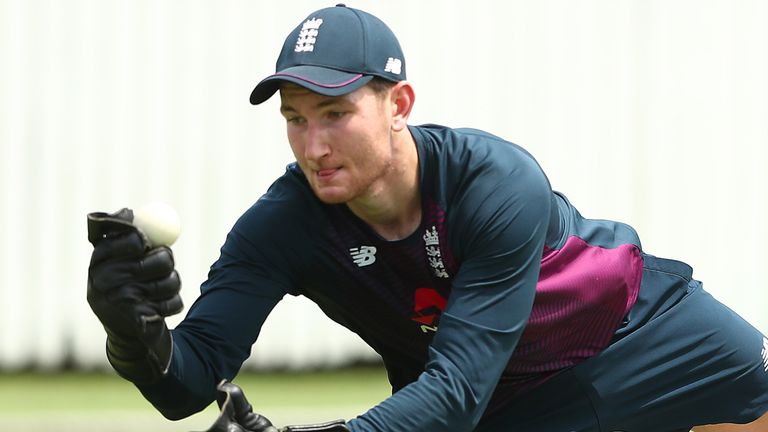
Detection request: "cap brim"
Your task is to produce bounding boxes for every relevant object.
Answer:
[250,65,374,105]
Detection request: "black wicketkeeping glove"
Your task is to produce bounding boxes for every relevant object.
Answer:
[202,380,278,432]
[201,381,349,432]
[86,208,183,384]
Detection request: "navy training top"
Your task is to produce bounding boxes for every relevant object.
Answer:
[137,124,643,431]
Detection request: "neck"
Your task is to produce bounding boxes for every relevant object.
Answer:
[346,130,420,241]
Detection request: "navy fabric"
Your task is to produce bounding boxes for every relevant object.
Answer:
[133,123,768,430]
[477,255,768,431]
[476,368,599,432]
[250,5,405,104]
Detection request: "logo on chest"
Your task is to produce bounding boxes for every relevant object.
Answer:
[349,245,377,267]
[423,226,450,279]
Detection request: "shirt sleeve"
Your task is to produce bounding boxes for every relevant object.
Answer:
[348,143,552,431]
[135,200,298,419]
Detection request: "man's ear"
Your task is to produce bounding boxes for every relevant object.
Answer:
[390,81,415,132]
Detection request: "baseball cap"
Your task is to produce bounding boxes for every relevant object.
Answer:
[249,4,406,105]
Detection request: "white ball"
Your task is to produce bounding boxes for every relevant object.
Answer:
[132,202,181,247]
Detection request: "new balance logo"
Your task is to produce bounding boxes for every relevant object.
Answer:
[295,18,323,53]
[350,246,377,267]
[384,57,402,75]
[761,337,768,372]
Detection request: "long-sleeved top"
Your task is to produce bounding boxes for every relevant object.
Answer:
[137,124,643,431]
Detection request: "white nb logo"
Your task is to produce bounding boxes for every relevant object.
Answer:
[761,337,768,372]
[295,18,323,53]
[384,57,402,75]
[350,246,377,267]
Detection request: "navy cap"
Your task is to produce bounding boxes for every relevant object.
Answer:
[250,4,406,105]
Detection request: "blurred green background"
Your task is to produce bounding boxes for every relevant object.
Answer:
[0,367,390,432]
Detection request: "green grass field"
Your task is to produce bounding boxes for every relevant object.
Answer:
[0,367,390,432]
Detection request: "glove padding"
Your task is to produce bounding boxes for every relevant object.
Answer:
[202,381,349,432]
[87,208,183,383]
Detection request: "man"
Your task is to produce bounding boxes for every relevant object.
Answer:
[86,5,768,431]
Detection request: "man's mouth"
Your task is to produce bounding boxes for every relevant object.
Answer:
[316,168,339,178]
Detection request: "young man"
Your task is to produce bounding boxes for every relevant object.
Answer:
[86,5,768,431]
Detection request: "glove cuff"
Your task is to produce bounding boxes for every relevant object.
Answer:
[105,320,173,384]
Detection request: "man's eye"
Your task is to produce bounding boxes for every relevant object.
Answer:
[328,111,346,119]
[287,116,306,125]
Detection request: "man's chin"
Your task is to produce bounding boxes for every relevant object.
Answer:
[311,187,352,205]
[316,195,348,205]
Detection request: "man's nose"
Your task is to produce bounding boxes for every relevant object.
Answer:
[304,123,331,161]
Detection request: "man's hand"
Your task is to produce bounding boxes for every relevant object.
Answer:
[86,208,183,383]
[202,381,349,432]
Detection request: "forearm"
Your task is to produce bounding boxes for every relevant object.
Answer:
[136,288,281,419]
[348,313,524,432]
[138,374,211,420]
[135,318,258,419]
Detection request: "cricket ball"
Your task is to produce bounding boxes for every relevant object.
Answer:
[132,202,181,247]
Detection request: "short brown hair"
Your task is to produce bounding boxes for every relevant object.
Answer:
[366,77,397,96]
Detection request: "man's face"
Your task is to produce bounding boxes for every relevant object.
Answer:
[279,83,395,204]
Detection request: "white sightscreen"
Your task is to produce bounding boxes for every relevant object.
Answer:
[1,0,766,370]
